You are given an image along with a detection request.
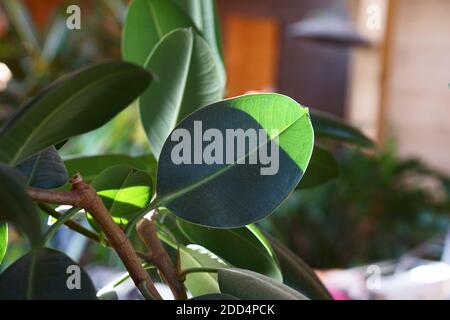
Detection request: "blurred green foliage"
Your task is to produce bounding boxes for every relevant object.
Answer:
[0,0,149,156]
[265,143,450,269]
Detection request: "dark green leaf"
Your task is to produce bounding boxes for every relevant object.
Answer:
[90,165,153,228]
[297,146,339,189]
[122,0,196,66]
[310,109,374,147]
[267,234,332,300]
[218,268,308,300]
[0,248,97,299]
[16,146,68,189]
[140,28,223,158]
[64,154,157,183]
[0,61,151,165]
[0,164,41,245]
[156,93,314,227]
[178,220,282,281]
[0,223,7,264]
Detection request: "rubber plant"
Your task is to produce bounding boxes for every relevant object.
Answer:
[0,0,373,300]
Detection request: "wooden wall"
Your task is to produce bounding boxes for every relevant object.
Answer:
[385,0,450,173]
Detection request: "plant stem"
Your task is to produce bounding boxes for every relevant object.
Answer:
[28,173,162,300]
[42,206,81,244]
[38,204,149,261]
[137,215,187,300]
[125,199,160,236]
[39,204,103,244]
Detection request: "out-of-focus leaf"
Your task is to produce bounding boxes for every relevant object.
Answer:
[266,234,332,300]
[3,0,40,53]
[0,248,97,299]
[0,61,151,165]
[0,164,41,246]
[297,146,339,189]
[16,146,68,189]
[41,16,68,63]
[218,268,308,300]
[139,28,223,158]
[310,109,374,147]
[64,154,157,183]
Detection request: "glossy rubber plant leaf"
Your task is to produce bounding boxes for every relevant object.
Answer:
[310,109,374,147]
[90,165,153,229]
[64,154,157,183]
[16,146,68,189]
[155,93,314,227]
[0,61,151,165]
[157,230,228,297]
[122,0,196,66]
[177,220,282,281]
[297,145,339,189]
[0,248,97,299]
[0,164,41,246]
[266,234,333,300]
[0,223,7,264]
[173,0,226,86]
[180,244,228,297]
[218,268,308,300]
[140,28,223,158]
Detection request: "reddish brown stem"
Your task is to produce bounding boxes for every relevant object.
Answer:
[137,216,187,300]
[28,174,162,300]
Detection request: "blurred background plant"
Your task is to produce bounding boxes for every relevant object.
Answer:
[263,142,450,269]
[0,0,149,156]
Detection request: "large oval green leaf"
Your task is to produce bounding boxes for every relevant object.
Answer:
[140,28,223,158]
[310,109,374,147]
[177,220,282,281]
[266,234,332,300]
[0,61,151,165]
[64,154,157,183]
[156,93,314,227]
[122,0,196,66]
[0,248,97,299]
[90,165,153,228]
[0,223,7,264]
[297,146,339,189]
[0,164,41,246]
[16,146,68,189]
[218,268,308,300]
